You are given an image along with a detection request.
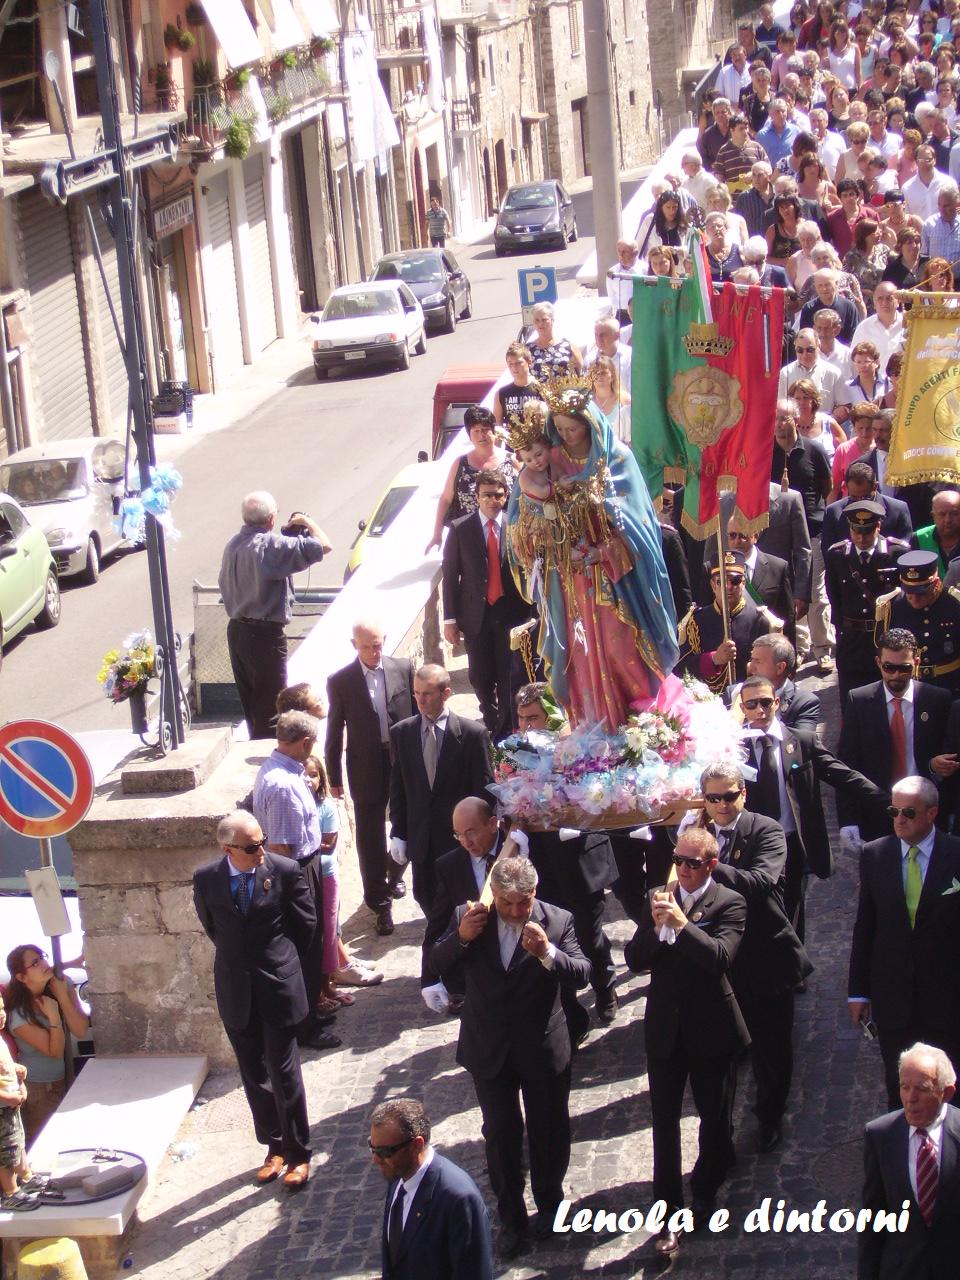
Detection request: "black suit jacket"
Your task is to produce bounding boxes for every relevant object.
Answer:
[837,681,955,840]
[712,485,813,602]
[777,677,821,730]
[324,655,414,793]
[859,1107,960,1280]
[424,837,505,971]
[431,899,591,1079]
[862,448,935,530]
[625,879,750,1058]
[442,512,531,641]
[745,724,888,879]
[381,1152,493,1280]
[748,548,794,626]
[527,829,617,903]
[821,492,914,552]
[659,521,693,620]
[848,832,960,1030]
[192,852,316,1031]
[709,810,813,996]
[389,712,493,864]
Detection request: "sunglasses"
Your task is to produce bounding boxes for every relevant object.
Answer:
[673,854,710,869]
[887,805,918,819]
[230,838,266,855]
[742,697,776,710]
[880,661,913,674]
[368,1137,414,1159]
[704,790,743,804]
[795,346,816,353]
[715,574,745,586]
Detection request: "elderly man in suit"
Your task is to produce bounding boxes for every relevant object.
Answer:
[711,486,813,621]
[746,635,821,729]
[193,810,317,1189]
[442,469,533,742]
[389,664,493,917]
[860,1043,960,1280]
[838,628,956,845]
[325,620,415,937]
[431,857,591,1259]
[370,1097,493,1280]
[625,827,749,1258]
[696,764,812,1154]
[848,777,960,1109]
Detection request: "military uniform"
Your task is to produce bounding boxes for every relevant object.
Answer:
[876,550,960,698]
[824,501,907,708]
[678,599,778,691]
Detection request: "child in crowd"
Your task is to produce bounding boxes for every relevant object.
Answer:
[0,992,30,1201]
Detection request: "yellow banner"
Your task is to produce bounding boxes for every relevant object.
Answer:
[888,299,960,487]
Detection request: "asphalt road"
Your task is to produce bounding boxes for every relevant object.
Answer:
[1,184,643,734]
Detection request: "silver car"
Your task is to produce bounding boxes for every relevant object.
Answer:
[0,438,132,583]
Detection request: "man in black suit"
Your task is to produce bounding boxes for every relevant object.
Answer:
[658,516,693,620]
[430,857,591,1258]
[838,628,956,844]
[697,765,812,1154]
[746,634,821,729]
[442,470,533,742]
[325,620,414,936]
[625,827,750,1258]
[370,1097,493,1280]
[740,674,887,940]
[389,664,493,917]
[193,810,317,1189]
[820,459,913,551]
[848,777,960,1109]
[860,1043,960,1280]
[727,518,794,640]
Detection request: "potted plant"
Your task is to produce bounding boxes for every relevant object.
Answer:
[163,22,180,48]
[267,92,292,123]
[97,630,156,734]
[281,50,297,70]
[193,56,216,87]
[185,1,206,23]
[155,62,174,108]
[223,114,254,158]
[313,35,335,54]
[177,29,196,50]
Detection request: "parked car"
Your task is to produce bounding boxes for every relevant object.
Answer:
[370,249,472,334]
[431,364,504,458]
[311,282,427,379]
[0,438,133,584]
[493,179,578,255]
[0,492,60,669]
[344,462,425,582]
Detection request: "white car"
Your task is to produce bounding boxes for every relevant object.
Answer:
[311,281,427,380]
[0,438,133,583]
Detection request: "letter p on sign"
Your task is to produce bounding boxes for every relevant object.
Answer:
[518,266,558,327]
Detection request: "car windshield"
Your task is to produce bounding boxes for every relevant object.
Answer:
[322,290,401,321]
[0,459,87,505]
[504,185,556,210]
[374,255,443,284]
[367,486,417,537]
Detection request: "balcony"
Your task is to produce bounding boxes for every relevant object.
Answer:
[373,1,429,67]
[451,92,480,133]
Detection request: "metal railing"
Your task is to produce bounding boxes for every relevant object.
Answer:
[372,0,428,55]
[451,91,480,131]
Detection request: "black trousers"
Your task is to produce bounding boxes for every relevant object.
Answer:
[297,853,325,1014]
[464,604,515,743]
[736,986,795,1127]
[784,832,808,943]
[353,746,393,913]
[648,1045,738,1211]
[226,1013,310,1164]
[411,857,438,920]
[473,1063,571,1230]
[226,618,287,740]
[877,1025,960,1112]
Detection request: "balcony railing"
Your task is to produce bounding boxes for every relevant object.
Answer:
[451,92,480,131]
[373,0,428,59]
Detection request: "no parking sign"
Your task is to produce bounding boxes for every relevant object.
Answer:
[0,719,94,838]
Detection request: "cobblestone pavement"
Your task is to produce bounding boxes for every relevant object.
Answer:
[125,663,886,1279]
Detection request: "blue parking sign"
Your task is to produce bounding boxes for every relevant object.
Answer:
[517,267,558,310]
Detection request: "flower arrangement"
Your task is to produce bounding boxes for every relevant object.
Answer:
[97,631,156,704]
[489,676,745,830]
[117,464,184,544]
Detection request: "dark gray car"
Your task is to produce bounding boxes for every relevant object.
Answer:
[493,180,578,256]
[370,249,473,334]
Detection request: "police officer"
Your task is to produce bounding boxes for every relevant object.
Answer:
[677,551,779,692]
[824,500,907,709]
[877,550,960,698]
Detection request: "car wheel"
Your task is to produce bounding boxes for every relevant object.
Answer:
[570,217,578,242]
[398,340,411,371]
[415,328,428,355]
[558,224,569,249]
[443,301,456,334]
[494,245,506,257]
[80,536,100,585]
[314,366,328,381]
[460,288,473,319]
[36,571,61,630]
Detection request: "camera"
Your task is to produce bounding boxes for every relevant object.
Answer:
[281,511,308,537]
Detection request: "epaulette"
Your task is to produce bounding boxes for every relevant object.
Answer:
[757,605,784,633]
[678,605,697,650]
[874,586,900,633]
[948,586,960,606]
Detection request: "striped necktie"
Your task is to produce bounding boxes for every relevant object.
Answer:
[916,1128,938,1226]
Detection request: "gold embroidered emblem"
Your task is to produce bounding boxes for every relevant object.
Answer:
[667,366,743,449]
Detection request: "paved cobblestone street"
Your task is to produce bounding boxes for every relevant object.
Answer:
[125,665,887,1279]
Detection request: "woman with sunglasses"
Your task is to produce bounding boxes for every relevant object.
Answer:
[4,944,90,1142]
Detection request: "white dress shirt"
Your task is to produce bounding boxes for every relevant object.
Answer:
[496,913,556,968]
[884,680,916,778]
[362,661,390,744]
[421,709,450,752]
[658,876,713,944]
[752,718,796,834]
[900,827,936,893]
[389,1146,435,1227]
[851,313,904,374]
[903,171,949,221]
[908,1104,947,1201]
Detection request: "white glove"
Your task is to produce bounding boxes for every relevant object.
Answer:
[421,982,451,1014]
[629,825,653,841]
[389,837,408,866]
[839,825,862,852]
[508,828,530,857]
[558,828,582,842]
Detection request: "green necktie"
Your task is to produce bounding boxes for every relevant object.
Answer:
[905,845,922,928]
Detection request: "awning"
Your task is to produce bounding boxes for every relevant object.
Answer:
[257,0,309,52]
[293,0,337,37]
[199,0,262,67]
[521,110,549,123]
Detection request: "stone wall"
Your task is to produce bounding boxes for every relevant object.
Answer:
[646,0,736,135]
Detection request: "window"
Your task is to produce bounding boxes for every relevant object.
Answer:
[569,1,581,55]
[488,44,496,87]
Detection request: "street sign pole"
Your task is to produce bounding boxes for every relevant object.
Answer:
[38,833,69,1083]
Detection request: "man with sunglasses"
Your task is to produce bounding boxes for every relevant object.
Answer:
[625,828,749,1255]
[746,635,821,730]
[838,629,956,846]
[848,777,960,1110]
[193,810,318,1190]
[677,550,776,693]
[695,764,811,1154]
[879,550,960,698]
[369,1098,493,1280]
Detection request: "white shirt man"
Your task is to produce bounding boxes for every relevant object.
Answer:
[903,153,950,221]
[851,303,904,374]
[606,241,643,316]
[681,152,721,212]
[778,330,843,411]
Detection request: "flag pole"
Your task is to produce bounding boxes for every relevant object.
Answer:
[715,522,735,688]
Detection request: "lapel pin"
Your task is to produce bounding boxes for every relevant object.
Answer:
[691,910,703,922]
[733,851,741,861]
[920,711,929,722]
[263,878,272,892]
[785,742,795,754]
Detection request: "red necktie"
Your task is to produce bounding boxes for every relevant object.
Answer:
[486,520,503,605]
[890,696,907,784]
[916,1128,938,1227]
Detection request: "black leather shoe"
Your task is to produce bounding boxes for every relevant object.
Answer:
[758,1122,782,1153]
[391,881,406,899]
[654,1227,680,1257]
[376,910,395,936]
[498,1225,527,1259]
[596,989,619,1024]
[534,1206,560,1240]
[312,1011,337,1028]
[691,1198,715,1230]
[298,1029,341,1051]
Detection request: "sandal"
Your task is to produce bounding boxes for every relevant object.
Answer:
[315,995,340,1015]
[332,990,355,1006]
[1,1191,41,1211]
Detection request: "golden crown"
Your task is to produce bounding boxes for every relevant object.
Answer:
[505,400,550,453]
[539,370,596,417]
[682,321,734,357]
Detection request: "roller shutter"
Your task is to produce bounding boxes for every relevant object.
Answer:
[204,174,244,385]
[243,156,278,349]
[18,191,93,440]
[89,201,129,436]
